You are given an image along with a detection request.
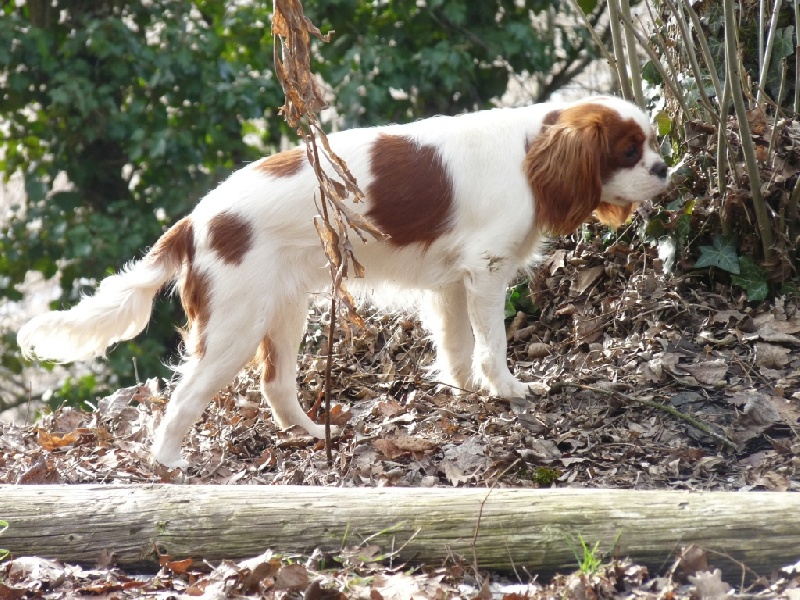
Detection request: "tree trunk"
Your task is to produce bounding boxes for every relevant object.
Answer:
[1,485,797,578]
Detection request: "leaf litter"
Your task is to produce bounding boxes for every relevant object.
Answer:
[1,232,800,598]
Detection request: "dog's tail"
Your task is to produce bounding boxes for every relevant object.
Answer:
[18,217,194,363]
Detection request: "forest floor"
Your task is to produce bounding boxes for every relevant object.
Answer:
[1,233,800,598]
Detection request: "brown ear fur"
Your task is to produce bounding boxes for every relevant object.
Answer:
[594,202,637,228]
[525,108,608,236]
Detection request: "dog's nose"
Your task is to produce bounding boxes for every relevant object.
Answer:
[650,161,668,179]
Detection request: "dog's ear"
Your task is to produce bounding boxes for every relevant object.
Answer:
[594,202,637,228]
[525,108,608,236]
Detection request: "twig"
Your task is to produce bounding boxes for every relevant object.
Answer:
[616,10,691,116]
[619,0,645,107]
[324,293,336,463]
[470,458,521,581]
[661,0,719,123]
[607,0,634,101]
[756,0,784,106]
[562,0,619,72]
[681,0,724,102]
[722,0,774,262]
[547,381,737,449]
[766,59,788,166]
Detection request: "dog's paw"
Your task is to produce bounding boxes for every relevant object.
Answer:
[302,422,342,439]
[153,452,189,470]
[151,440,189,470]
[489,378,534,399]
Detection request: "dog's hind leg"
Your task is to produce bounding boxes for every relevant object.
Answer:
[423,282,477,393]
[151,311,265,469]
[258,297,325,438]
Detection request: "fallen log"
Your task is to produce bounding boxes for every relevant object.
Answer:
[0,485,797,578]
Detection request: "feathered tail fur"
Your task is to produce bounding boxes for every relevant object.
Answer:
[17,218,193,363]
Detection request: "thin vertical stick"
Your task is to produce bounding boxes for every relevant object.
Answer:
[324,292,335,463]
[662,0,719,122]
[724,0,773,260]
[619,0,644,107]
[681,0,724,101]
[607,0,634,99]
[795,0,800,113]
[717,76,733,237]
[756,0,784,106]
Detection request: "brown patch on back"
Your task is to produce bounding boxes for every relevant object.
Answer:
[525,103,643,236]
[208,211,254,266]
[148,216,195,268]
[254,148,305,178]
[366,134,454,246]
[256,335,277,383]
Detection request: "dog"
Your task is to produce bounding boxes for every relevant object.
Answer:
[18,95,668,468]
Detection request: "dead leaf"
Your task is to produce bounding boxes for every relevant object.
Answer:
[372,438,404,460]
[36,428,81,451]
[163,558,193,575]
[441,459,471,486]
[572,265,604,296]
[688,569,732,599]
[328,404,352,427]
[378,399,404,417]
[755,342,791,368]
[527,342,551,359]
[680,360,728,386]
[392,435,437,453]
[752,313,800,344]
[275,563,309,591]
[675,544,708,580]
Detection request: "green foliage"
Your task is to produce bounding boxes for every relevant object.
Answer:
[692,235,770,301]
[565,531,622,576]
[505,282,537,318]
[695,235,740,274]
[1,1,601,409]
[306,0,597,125]
[731,256,769,302]
[0,1,284,405]
[0,519,8,561]
[530,466,561,486]
[566,533,604,575]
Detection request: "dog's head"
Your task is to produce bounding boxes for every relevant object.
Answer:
[524,96,668,235]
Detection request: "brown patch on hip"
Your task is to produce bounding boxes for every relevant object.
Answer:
[256,335,277,383]
[180,268,211,358]
[208,211,254,266]
[148,216,195,268]
[254,147,306,178]
[366,134,454,246]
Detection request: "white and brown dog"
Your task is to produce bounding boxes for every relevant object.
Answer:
[19,96,668,468]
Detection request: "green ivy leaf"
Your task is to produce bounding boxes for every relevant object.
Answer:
[641,59,662,85]
[773,27,795,61]
[654,111,672,136]
[731,256,769,302]
[694,235,740,274]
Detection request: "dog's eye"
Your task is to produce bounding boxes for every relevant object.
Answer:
[624,144,639,160]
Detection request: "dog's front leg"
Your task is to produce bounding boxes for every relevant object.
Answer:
[464,269,531,399]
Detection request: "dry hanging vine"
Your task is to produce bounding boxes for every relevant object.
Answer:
[272,0,386,460]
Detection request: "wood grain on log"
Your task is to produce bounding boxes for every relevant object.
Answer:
[0,485,797,577]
